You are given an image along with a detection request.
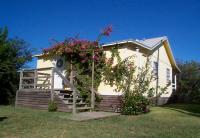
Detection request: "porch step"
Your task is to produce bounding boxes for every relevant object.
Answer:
[77,107,91,110]
[63,98,83,100]
[55,89,73,93]
[64,102,88,105]
[58,93,72,97]
[58,94,73,99]
[63,99,84,103]
[55,89,91,112]
[68,106,91,110]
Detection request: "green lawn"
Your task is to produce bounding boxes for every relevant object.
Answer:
[0,104,200,138]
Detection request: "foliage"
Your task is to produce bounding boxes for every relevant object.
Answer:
[102,48,169,114]
[176,60,200,103]
[0,27,32,104]
[122,94,150,115]
[48,101,58,112]
[102,48,150,114]
[42,25,112,102]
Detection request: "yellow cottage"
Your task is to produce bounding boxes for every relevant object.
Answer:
[16,36,180,112]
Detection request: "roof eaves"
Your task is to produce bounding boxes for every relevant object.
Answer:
[102,39,151,50]
[164,39,181,72]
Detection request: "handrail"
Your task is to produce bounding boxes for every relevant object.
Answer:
[54,68,80,95]
[19,67,79,92]
[89,88,98,95]
[54,67,81,114]
[18,67,88,114]
[18,67,53,73]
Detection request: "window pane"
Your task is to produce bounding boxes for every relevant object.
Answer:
[153,62,158,76]
[166,68,170,83]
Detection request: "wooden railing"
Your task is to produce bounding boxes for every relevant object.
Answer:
[19,67,53,90]
[18,67,81,114]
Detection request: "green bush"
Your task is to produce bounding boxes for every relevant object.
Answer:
[122,94,150,115]
[48,101,57,112]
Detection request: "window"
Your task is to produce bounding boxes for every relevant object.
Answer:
[153,62,158,76]
[166,68,171,83]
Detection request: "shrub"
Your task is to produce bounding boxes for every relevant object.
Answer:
[122,94,150,115]
[48,101,57,112]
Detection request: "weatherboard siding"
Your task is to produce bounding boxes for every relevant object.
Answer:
[147,45,172,97]
[98,44,173,97]
[36,44,173,98]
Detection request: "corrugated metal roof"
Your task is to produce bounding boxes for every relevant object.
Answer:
[103,36,167,48]
[103,36,180,72]
[137,36,167,48]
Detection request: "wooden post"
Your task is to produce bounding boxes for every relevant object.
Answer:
[34,70,37,89]
[174,75,177,90]
[70,61,76,115]
[91,50,95,109]
[72,88,76,115]
[51,68,54,101]
[70,61,73,84]
[15,90,19,108]
[19,70,23,90]
[155,49,160,106]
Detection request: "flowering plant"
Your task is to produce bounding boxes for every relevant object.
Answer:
[43,25,112,63]
[42,25,112,102]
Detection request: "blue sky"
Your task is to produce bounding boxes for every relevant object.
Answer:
[0,0,200,67]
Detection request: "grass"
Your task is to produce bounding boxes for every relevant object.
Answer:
[0,104,200,138]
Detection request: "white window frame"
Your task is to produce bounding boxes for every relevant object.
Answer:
[166,68,171,83]
[153,62,158,76]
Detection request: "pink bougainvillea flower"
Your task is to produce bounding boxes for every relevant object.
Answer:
[79,52,86,57]
[101,25,112,36]
[65,47,73,53]
[92,55,100,61]
[68,41,75,47]
[81,59,86,63]
[92,41,99,47]
[81,57,89,63]
[80,44,87,50]
[43,42,62,53]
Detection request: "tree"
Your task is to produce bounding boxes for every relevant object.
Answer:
[0,27,32,104]
[176,60,200,103]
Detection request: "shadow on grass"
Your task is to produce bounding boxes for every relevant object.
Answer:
[162,104,200,117]
[0,117,8,122]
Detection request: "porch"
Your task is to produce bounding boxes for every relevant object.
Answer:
[16,67,95,114]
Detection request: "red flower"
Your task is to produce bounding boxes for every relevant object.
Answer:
[43,42,62,53]
[65,47,73,53]
[92,55,99,61]
[69,41,75,47]
[102,25,112,36]
[79,52,86,57]
[80,44,87,50]
[92,41,99,47]
[81,57,88,63]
